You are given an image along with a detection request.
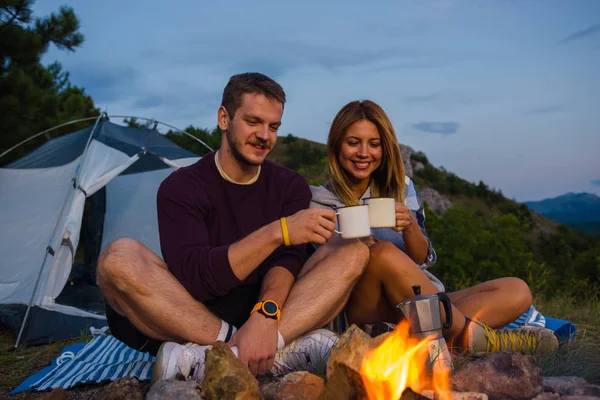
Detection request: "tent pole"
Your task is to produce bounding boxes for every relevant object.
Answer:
[13,112,106,349]
[0,116,102,161]
[14,250,51,348]
[108,115,214,153]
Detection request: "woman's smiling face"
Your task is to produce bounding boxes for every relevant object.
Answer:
[338,119,383,185]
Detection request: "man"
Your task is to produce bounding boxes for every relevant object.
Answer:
[97,72,370,383]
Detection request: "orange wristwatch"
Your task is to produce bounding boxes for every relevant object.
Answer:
[251,300,280,321]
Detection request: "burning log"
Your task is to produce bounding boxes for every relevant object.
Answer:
[359,321,452,400]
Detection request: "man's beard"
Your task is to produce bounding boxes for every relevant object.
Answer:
[226,127,271,167]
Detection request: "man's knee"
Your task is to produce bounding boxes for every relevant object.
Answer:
[334,239,370,281]
[97,238,146,291]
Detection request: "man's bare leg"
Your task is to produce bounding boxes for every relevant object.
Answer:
[97,238,221,345]
[278,237,370,343]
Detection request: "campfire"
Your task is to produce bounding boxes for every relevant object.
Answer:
[360,320,452,400]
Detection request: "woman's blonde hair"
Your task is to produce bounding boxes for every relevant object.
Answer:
[327,100,405,206]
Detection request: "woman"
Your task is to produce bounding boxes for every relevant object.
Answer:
[310,100,558,355]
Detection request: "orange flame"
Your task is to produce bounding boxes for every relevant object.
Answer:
[360,320,452,400]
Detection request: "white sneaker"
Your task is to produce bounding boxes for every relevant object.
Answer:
[270,329,339,376]
[151,342,218,383]
[151,329,339,383]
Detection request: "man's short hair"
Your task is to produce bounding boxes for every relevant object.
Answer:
[221,72,286,119]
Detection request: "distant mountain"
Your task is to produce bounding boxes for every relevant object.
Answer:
[525,192,600,234]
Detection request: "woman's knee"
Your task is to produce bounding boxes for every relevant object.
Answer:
[500,277,533,310]
[368,241,410,273]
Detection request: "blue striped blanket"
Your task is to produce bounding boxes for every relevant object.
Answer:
[28,335,154,392]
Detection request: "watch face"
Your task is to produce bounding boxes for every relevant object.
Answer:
[263,301,278,315]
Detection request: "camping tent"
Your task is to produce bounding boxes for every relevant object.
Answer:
[0,114,208,346]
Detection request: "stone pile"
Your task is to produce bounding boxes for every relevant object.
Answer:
[40,324,600,399]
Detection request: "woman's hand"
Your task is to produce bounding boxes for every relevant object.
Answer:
[392,202,415,232]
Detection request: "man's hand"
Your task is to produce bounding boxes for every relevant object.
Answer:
[392,202,415,232]
[228,312,278,376]
[285,208,336,245]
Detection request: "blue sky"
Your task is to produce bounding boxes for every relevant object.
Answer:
[34,0,600,202]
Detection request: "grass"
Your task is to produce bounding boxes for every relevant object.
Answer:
[0,326,92,399]
[534,294,600,384]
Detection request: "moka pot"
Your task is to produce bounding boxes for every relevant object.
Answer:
[396,285,454,372]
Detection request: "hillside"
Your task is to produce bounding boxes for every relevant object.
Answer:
[267,134,559,238]
[526,193,600,235]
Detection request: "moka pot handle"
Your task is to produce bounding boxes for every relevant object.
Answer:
[437,292,453,330]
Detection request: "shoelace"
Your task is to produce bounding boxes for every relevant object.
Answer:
[482,323,537,353]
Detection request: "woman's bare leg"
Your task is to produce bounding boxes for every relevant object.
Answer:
[345,241,466,337]
[346,241,555,354]
[448,277,532,328]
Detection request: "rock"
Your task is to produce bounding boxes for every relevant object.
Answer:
[400,388,428,400]
[101,377,143,400]
[421,389,488,400]
[562,397,600,400]
[451,352,543,400]
[317,366,356,400]
[532,394,560,400]
[447,393,488,400]
[401,145,414,178]
[40,387,68,400]
[201,341,262,400]
[544,376,589,394]
[566,385,600,397]
[324,324,375,399]
[544,376,600,397]
[146,379,203,400]
[419,187,452,214]
[261,371,324,400]
[414,161,425,172]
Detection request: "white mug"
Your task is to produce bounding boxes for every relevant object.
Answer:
[363,197,396,228]
[335,205,371,239]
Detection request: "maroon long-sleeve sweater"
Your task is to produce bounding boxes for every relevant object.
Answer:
[156,151,311,302]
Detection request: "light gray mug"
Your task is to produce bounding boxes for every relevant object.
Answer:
[363,197,396,228]
[335,205,371,239]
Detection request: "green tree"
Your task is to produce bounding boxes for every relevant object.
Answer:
[0,0,98,166]
[123,117,153,129]
[165,125,220,156]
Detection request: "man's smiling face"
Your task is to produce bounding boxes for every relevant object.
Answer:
[222,92,283,166]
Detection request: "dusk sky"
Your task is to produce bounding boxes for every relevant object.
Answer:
[34,0,600,202]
